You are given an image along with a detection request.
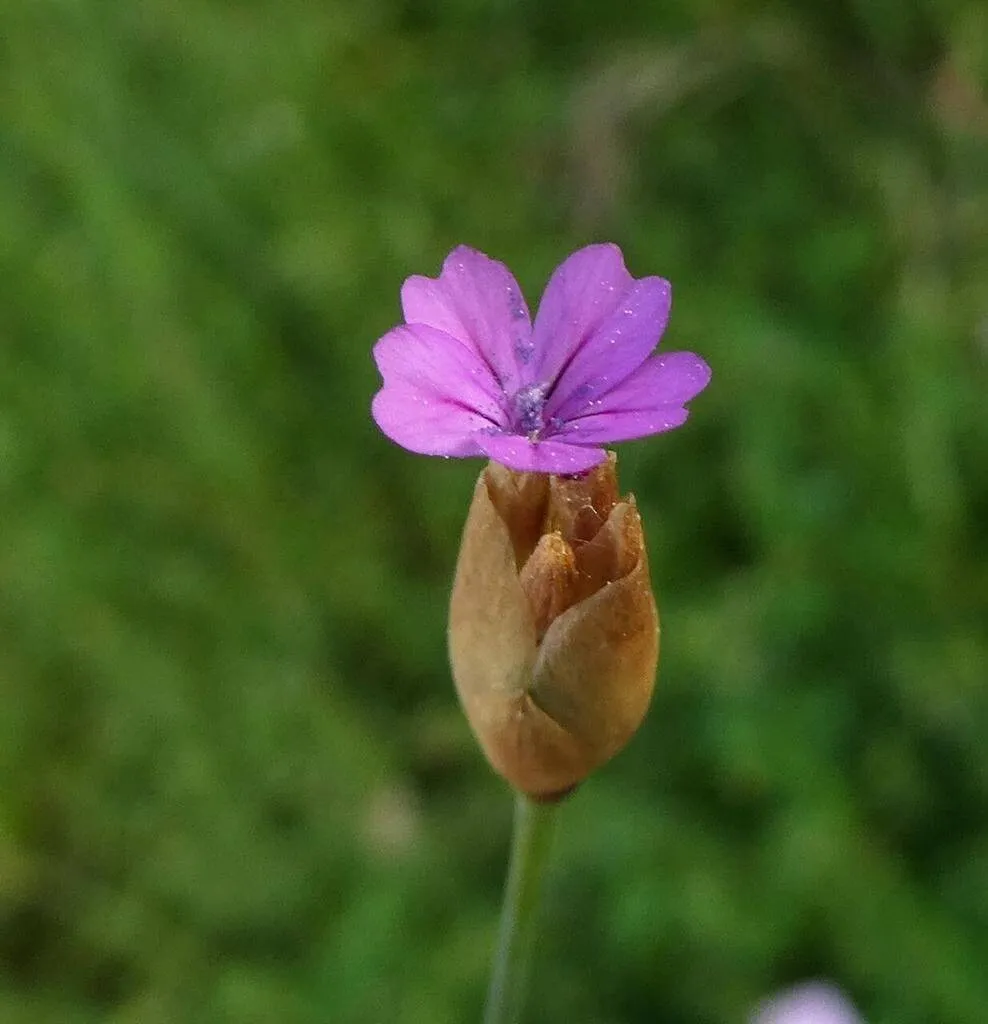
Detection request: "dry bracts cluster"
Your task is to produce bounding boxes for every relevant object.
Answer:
[449,455,658,797]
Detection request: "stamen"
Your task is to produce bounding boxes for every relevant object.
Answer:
[509,382,550,439]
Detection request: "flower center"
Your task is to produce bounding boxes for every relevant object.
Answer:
[508,382,550,440]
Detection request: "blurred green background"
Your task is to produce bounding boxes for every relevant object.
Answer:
[2,1,986,1022]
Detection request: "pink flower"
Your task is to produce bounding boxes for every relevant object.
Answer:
[752,982,865,1024]
[371,244,710,474]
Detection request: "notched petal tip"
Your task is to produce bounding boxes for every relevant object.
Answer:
[654,350,712,400]
[550,346,711,447]
[400,245,533,394]
[529,243,637,384]
[545,274,675,422]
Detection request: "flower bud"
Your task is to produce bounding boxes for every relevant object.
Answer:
[448,452,659,798]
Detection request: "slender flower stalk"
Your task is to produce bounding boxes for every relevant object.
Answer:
[483,794,560,1024]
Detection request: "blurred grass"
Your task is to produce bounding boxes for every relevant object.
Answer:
[1,1,987,1022]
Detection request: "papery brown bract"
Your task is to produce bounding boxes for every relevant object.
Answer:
[448,453,659,798]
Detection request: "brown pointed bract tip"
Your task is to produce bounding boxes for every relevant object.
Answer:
[448,452,659,798]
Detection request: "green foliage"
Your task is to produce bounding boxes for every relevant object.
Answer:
[1,0,986,1021]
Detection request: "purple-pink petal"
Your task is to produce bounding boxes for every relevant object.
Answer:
[545,275,672,423]
[371,386,490,457]
[371,323,506,456]
[550,349,708,443]
[562,350,712,426]
[529,243,635,385]
[474,433,607,474]
[400,246,533,394]
[617,350,713,406]
[554,405,689,444]
[373,323,504,419]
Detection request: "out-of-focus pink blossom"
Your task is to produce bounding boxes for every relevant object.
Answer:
[752,981,864,1024]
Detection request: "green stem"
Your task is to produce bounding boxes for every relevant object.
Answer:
[483,791,560,1024]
